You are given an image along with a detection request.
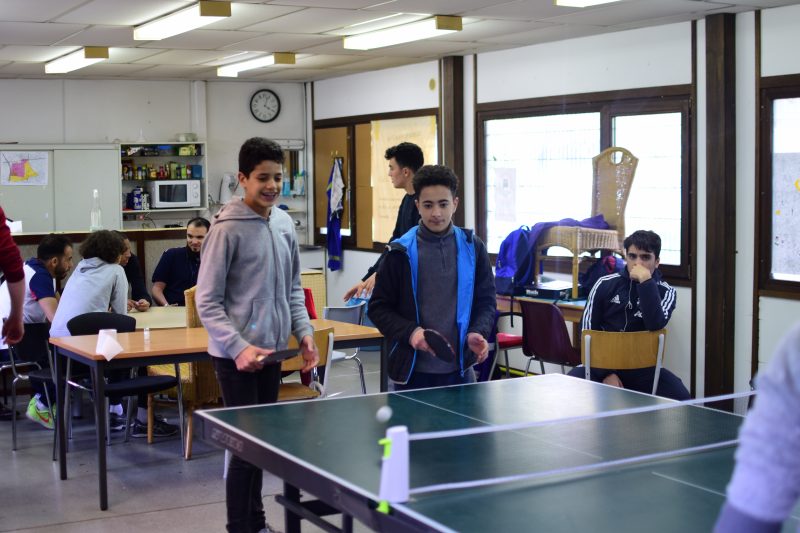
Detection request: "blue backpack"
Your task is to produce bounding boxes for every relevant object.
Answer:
[495,226,537,295]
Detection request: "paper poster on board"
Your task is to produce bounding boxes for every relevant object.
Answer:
[0,151,49,186]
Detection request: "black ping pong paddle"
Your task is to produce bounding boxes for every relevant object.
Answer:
[423,329,456,363]
[256,348,300,365]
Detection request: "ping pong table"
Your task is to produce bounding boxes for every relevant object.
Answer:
[196,374,751,533]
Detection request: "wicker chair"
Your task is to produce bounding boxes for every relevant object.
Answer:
[534,147,638,298]
[147,286,221,459]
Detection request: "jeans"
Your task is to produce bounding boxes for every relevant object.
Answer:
[567,365,691,401]
[212,356,282,533]
[393,367,476,391]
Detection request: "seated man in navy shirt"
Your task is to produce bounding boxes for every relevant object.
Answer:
[151,217,209,306]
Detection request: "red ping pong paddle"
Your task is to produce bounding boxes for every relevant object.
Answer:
[423,329,456,363]
[256,348,300,365]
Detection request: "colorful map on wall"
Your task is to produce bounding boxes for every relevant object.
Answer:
[0,151,49,186]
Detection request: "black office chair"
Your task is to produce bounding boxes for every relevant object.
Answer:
[64,312,185,449]
[8,323,57,458]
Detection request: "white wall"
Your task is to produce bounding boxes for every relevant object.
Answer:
[313,61,439,120]
[734,12,757,396]
[0,77,307,229]
[695,19,708,397]
[477,22,692,103]
[205,81,306,207]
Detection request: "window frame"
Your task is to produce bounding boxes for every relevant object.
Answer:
[758,75,800,298]
[475,86,693,283]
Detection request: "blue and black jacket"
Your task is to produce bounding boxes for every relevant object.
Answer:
[581,267,676,333]
[368,225,496,384]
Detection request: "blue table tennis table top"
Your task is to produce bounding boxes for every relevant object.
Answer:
[195,374,785,532]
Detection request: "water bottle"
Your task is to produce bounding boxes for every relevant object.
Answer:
[90,189,103,231]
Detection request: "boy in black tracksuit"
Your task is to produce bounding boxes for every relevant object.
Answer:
[568,230,690,400]
[368,165,496,390]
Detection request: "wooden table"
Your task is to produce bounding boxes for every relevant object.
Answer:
[50,319,384,511]
[129,305,187,330]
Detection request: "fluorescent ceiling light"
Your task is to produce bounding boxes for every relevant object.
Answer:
[553,0,620,7]
[343,15,462,50]
[45,47,109,74]
[134,1,231,41]
[217,52,295,77]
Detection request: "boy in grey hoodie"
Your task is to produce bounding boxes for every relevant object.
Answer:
[196,137,318,533]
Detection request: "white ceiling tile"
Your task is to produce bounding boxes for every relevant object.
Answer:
[132,64,216,78]
[227,33,341,52]
[542,0,731,26]
[242,8,393,34]
[135,49,234,65]
[325,14,430,36]
[437,18,552,42]
[464,0,582,20]
[362,0,512,15]
[0,62,48,76]
[0,22,88,46]
[139,30,263,50]
[262,0,379,8]
[55,0,192,26]
[202,3,307,31]
[108,47,168,63]
[0,0,87,23]
[0,45,79,62]
[55,26,138,47]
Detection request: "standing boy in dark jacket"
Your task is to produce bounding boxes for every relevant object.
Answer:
[568,229,690,400]
[368,165,496,389]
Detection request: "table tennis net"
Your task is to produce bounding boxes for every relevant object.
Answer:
[401,391,753,497]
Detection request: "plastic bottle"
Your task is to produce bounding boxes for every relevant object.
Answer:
[90,189,103,232]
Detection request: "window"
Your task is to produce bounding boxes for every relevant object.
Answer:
[477,91,691,279]
[759,80,800,294]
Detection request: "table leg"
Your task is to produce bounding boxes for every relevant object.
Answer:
[92,363,109,510]
[55,348,67,480]
[284,482,302,533]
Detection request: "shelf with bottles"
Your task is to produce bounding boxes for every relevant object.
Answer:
[120,142,207,213]
[120,142,205,181]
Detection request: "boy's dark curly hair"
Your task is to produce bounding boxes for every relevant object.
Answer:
[79,230,126,264]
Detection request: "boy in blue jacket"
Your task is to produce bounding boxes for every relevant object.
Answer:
[368,165,496,390]
[568,229,690,400]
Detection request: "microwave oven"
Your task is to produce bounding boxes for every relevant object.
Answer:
[147,180,202,209]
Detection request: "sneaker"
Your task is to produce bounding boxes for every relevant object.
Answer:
[130,415,179,438]
[108,412,127,432]
[26,397,54,430]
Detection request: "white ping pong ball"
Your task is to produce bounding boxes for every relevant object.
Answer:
[376,406,393,423]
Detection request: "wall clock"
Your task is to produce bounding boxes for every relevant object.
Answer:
[250,89,280,123]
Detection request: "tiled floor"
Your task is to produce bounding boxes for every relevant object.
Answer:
[0,349,383,532]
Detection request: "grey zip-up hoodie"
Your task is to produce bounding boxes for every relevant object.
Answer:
[195,199,313,359]
[49,257,128,338]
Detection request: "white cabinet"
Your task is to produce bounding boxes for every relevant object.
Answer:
[0,144,120,232]
[55,148,121,231]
